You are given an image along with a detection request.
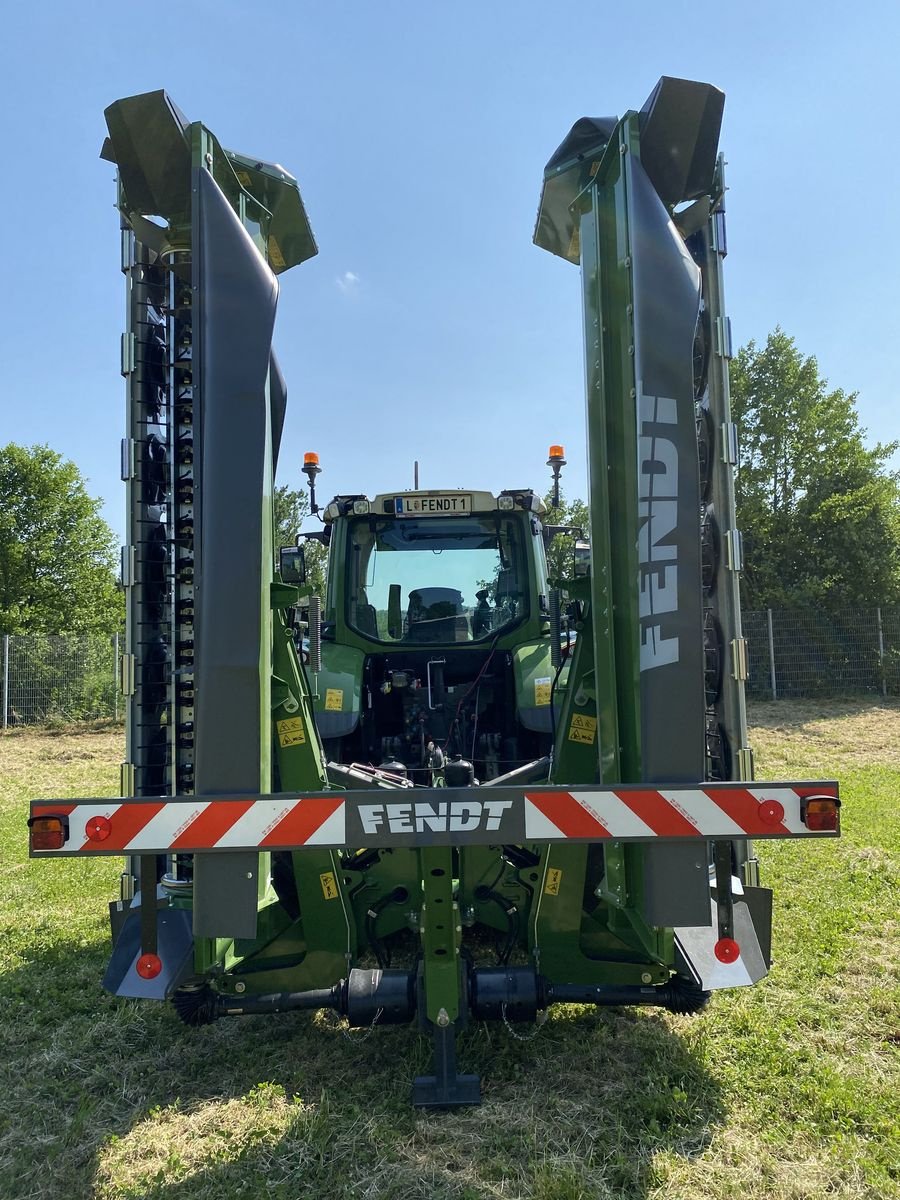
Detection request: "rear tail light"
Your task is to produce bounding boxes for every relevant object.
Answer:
[802,796,840,832]
[28,814,69,851]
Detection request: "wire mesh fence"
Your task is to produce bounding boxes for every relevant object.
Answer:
[1,634,120,726]
[1,611,898,725]
[744,608,898,699]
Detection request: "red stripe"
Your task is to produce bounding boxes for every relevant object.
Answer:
[705,787,790,836]
[32,803,77,818]
[614,789,700,837]
[526,791,611,838]
[259,797,344,848]
[169,799,256,850]
[79,802,166,851]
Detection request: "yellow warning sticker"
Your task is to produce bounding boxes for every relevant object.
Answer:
[276,717,306,748]
[268,236,286,269]
[568,712,598,745]
[534,677,552,706]
[319,871,338,900]
[325,688,343,711]
[544,868,563,896]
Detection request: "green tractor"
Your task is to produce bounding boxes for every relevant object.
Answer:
[288,474,569,785]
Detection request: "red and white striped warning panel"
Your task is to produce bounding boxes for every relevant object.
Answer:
[29,782,839,855]
[521,786,837,841]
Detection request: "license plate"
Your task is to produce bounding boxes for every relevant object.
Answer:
[394,494,472,516]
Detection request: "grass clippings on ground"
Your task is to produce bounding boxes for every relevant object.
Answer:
[0,703,898,1199]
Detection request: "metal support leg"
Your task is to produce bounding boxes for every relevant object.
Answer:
[412,846,480,1108]
[412,1024,480,1109]
[712,841,734,942]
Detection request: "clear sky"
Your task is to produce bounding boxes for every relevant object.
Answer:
[3,1,898,542]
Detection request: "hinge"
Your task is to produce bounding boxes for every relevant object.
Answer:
[120,438,135,482]
[120,545,135,587]
[119,654,135,696]
[738,747,755,782]
[741,858,760,887]
[120,762,135,797]
[711,210,727,257]
[121,331,135,376]
[725,529,743,572]
[721,421,739,466]
[715,316,733,360]
[120,229,133,273]
[731,638,749,681]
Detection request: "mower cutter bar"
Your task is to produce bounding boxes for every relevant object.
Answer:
[29,781,839,856]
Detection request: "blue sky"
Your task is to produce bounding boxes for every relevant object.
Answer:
[3,1,898,541]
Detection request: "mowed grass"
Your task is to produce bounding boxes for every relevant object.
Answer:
[0,704,897,1200]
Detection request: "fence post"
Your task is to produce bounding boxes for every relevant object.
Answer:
[767,608,777,700]
[113,632,119,720]
[1,634,8,730]
[877,606,887,699]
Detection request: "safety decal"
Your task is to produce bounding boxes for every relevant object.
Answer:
[325,688,343,711]
[544,867,563,896]
[277,717,306,747]
[319,871,339,900]
[568,713,597,744]
[534,677,552,706]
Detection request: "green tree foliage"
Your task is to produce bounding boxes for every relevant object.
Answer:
[730,329,900,609]
[0,444,121,635]
[542,488,590,583]
[273,484,327,595]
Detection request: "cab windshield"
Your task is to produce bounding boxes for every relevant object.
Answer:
[346,515,528,644]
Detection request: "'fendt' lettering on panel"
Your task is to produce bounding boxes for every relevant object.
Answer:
[638,389,679,670]
[358,799,513,836]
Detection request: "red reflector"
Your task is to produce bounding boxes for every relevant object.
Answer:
[758,799,785,826]
[136,953,162,980]
[803,798,839,832]
[85,814,112,842]
[29,816,67,851]
[714,937,740,964]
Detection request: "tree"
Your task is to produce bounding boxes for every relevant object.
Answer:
[0,444,121,635]
[729,330,900,609]
[274,484,327,596]
[542,488,590,583]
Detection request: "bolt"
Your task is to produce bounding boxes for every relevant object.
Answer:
[235,981,246,993]
[246,872,254,880]
[436,1007,450,1028]
[641,972,653,984]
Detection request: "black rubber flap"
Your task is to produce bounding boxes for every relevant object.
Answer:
[638,77,724,208]
[190,170,277,939]
[630,159,704,782]
[103,90,192,219]
[629,158,708,924]
[193,168,277,796]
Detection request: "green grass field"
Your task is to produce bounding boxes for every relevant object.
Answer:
[1,702,898,1200]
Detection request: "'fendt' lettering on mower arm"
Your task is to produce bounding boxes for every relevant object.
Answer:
[29,783,839,855]
[639,389,680,671]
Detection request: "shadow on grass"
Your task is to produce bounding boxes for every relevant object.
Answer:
[0,938,725,1200]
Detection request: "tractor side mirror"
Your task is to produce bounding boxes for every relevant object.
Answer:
[280,545,307,586]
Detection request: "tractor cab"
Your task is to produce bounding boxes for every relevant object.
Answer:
[305,487,556,780]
